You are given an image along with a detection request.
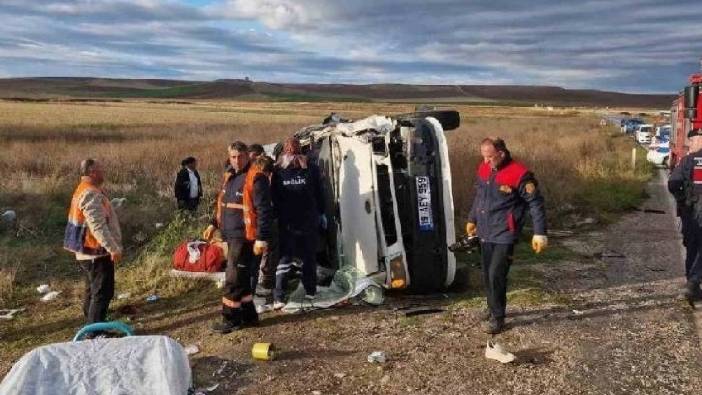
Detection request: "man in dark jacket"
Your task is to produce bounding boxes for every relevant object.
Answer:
[668,128,702,306]
[466,137,547,334]
[271,137,325,309]
[174,157,202,212]
[209,141,273,334]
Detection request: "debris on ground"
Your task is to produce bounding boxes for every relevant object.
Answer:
[572,309,584,315]
[40,291,61,302]
[117,292,131,300]
[252,343,276,361]
[36,284,50,294]
[146,295,160,303]
[0,210,17,227]
[367,351,387,363]
[333,373,347,379]
[0,308,25,320]
[396,306,445,317]
[184,345,200,356]
[194,383,220,394]
[110,198,127,208]
[485,341,516,364]
[154,222,164,229]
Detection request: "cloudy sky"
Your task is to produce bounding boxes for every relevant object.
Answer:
[0,0,700,93]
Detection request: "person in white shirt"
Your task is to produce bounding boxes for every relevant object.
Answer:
[174,157,202,212]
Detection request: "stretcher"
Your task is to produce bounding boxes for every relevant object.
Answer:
[0,321,193,395]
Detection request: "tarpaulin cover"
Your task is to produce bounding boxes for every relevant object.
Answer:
[0,336,192,395]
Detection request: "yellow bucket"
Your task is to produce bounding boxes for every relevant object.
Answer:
[251,342,276,361]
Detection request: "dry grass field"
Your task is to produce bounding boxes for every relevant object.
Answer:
[0,100,653,384]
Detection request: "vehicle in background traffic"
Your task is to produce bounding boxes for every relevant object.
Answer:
[646,141,670,166]
[621,118,644,134]
[635,124,653,144]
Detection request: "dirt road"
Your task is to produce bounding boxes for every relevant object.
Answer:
[163,169,700,394]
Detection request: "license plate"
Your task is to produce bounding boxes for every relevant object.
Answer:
[416,176,434,231]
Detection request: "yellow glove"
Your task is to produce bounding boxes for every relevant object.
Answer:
[532,235,548,254]
[202,225,216,241]
[253,240,268,256]
[465,222,477,237]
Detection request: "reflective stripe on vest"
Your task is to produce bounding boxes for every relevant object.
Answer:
[63,181,111,255]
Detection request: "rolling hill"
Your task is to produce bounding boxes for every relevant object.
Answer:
[0,77,674,107]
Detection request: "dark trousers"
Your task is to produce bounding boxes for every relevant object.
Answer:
[682,216,702,284]
[256,220,279,290]
[222,239,257,324]
[78,256,115,324]
[480,242,514,320]
[274,229,317,302]
[177,198,199,212]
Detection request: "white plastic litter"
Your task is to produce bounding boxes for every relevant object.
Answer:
[367,351,387,363]
[1,210,17,224]
[0,336,192,395]
[184,345,200,355]
[40,291,61,302]
[485,341,516,364]
[117,292,131,300]
[0,308,25,320]
[36,284,50,294]
[110,198,127,208]
[146,295,160,303]
[155,222,164,229]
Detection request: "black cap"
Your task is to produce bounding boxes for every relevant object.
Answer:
[688,128,702,138]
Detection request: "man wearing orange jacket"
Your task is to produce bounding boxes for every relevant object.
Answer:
[466,138,547,334]
[64,159,122,325]
[208,141,273,334]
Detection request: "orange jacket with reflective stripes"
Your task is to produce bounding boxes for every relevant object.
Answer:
[215,163,266,241]
[63,181,112,255]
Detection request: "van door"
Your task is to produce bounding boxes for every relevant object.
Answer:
[336,135,380,275]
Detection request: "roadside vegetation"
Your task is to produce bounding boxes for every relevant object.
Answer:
[0,100,653,376]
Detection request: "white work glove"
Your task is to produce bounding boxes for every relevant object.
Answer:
[531,235,548,254]
[253,240,268,256]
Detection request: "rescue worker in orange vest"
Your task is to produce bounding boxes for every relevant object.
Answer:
[63,159,123,325]
[466,138,547,334]
[207,141,273,334]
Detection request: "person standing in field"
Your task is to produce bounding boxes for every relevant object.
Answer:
[668,128,702,306]
[466,138,548,334]
[174,156,202,212]
[271,137,325,309]
[207,141,273,334]
[63,159,122,326]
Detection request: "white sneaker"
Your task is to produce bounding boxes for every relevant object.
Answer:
[272,301,286,310]
[485,341,516,364]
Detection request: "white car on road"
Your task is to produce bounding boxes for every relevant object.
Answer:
[635,124,653,144]
[646,141,670,166]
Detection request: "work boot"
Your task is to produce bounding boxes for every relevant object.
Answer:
[482,317,505,334]
[684,281,702,307]
[211,319,240,334]
[241,302,259,327]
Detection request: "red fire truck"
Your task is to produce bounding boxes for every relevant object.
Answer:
[670,73,702,168]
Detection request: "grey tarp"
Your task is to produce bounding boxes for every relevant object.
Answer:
[0,335,192,395]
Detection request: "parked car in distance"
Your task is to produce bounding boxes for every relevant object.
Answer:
[646,141,670,166]
[635,124,653,144]
[622,118,644,134]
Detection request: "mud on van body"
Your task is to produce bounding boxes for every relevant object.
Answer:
[268,110,460,293]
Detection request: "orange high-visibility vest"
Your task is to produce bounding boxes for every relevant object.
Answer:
[215,164,264,241]
[63,181,111,255]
